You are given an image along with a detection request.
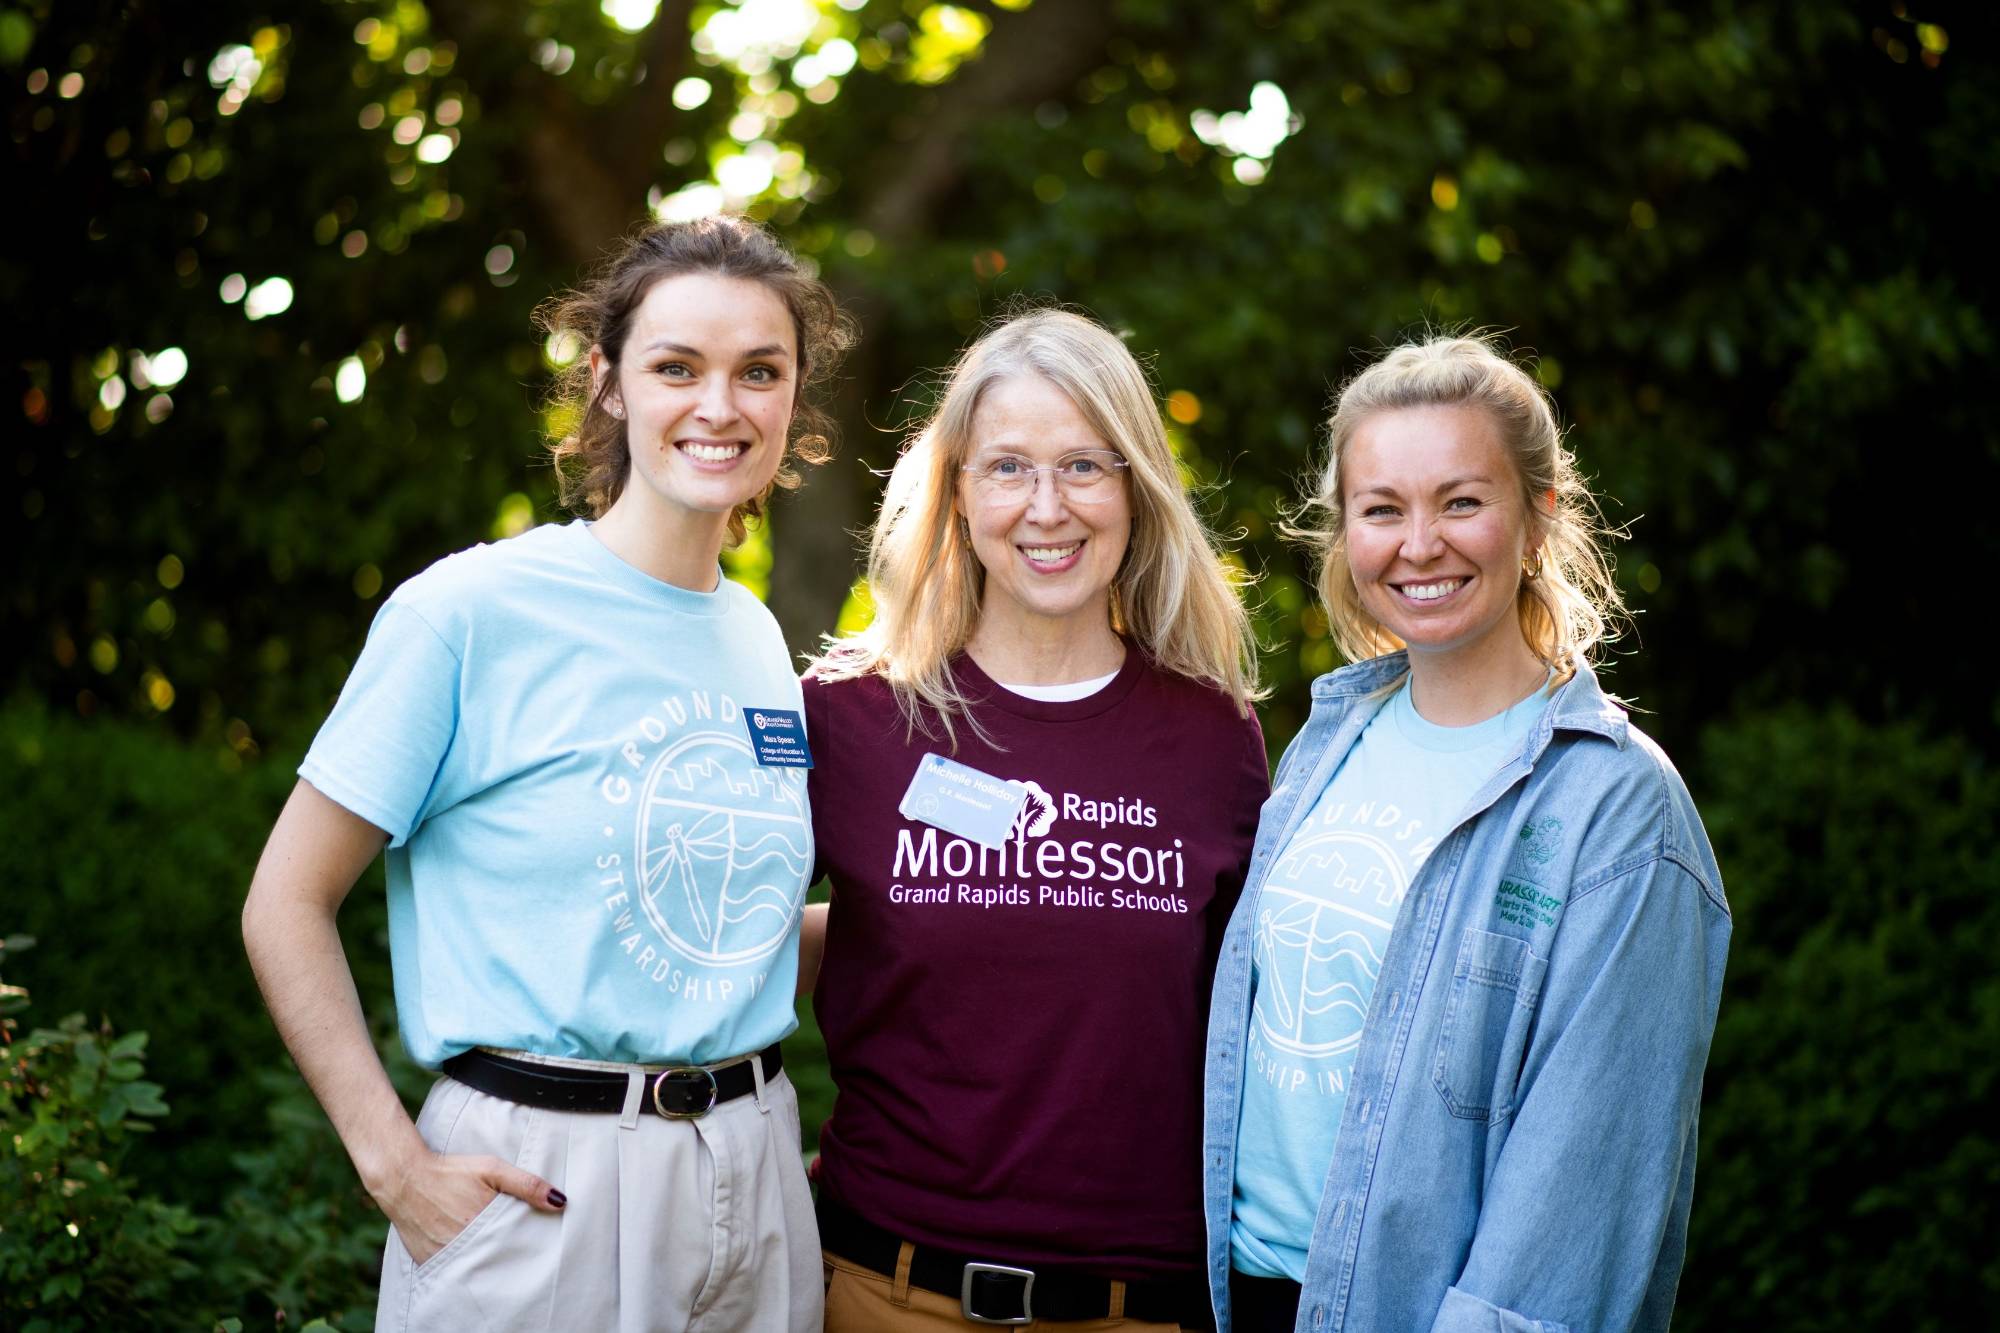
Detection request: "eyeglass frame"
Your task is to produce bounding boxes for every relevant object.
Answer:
[958,449,1130,505]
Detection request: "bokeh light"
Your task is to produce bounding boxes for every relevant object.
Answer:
[716,151,775,197]
[601,0,662,34]
[697,0,818,72]
[243,277,294,320]
[656,182,725,222]
[1191,82,1298,166]
[334,356,366,403]
[146,347,189,387]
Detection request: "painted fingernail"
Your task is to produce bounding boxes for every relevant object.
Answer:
[548,1189,567,1209]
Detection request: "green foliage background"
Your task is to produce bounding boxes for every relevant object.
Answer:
[4,0,1992,1327]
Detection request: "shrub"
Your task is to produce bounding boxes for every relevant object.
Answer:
[182,1023,428,1331]
[1680,707,2000,1329]
[3,700,839,1325]
[0,935,199,1331]
[0,702,391,1208]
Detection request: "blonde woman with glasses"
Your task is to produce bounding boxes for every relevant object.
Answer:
[799,309,1269,1331]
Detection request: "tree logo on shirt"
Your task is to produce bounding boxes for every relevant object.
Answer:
[634,730,811,966]
[1010,778,1056,839]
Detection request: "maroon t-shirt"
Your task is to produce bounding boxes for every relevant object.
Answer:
[804,649,1269,1278]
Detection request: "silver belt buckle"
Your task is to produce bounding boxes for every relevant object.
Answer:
[961,1262,1035,1325]
[651,1065,719,1118]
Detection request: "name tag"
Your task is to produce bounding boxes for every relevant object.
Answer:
[899,752,1028,849]
[743,708,812,768]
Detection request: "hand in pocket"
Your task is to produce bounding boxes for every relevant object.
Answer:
[380,1147,566,1267]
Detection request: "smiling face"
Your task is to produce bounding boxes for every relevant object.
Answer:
[959,374,1132,643]
[1342,404,1540,677]
[592,272,797,543]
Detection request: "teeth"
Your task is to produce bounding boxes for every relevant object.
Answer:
[1403,580,1463,601]
[681,442,744,462]
[1023,544,1080,564]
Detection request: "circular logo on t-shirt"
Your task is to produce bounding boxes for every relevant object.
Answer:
[635,730,811,966]
[1254,830,1405,1059]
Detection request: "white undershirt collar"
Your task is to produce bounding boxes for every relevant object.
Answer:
[995,670,1121,703]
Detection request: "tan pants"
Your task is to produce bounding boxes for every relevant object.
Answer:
[376,1069,820,1333]
[823,1248,1192,1332]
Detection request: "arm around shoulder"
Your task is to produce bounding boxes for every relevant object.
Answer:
[796,899,828,998]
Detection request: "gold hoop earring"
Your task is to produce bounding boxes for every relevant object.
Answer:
[1521,550,1544,581]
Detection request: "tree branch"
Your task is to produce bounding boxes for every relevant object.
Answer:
[862,0,1121,243]
[617,0,697,185]
[767,0,1122,652]
[427,0,697,265]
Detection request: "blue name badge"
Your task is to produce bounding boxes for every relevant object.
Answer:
[743,708,812,768]
[898,752,1030,850]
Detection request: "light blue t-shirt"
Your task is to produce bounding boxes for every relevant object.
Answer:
[299,520,813,1069]
[1230,677,1547,1280]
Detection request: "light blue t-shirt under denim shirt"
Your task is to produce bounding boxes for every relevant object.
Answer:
[300,520,813,1069]
[1203,654,1730,1333]
[1230,679,1547,1282]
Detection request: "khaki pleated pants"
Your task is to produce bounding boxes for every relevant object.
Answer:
[375,1066,821,1333]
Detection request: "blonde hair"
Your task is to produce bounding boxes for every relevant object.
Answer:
[812,308,1261,742]
[1293,333,1626,675]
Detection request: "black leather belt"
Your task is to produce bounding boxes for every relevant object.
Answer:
[1229,1269,1303,1331]
[441,1045,782,1119]
[817,1195,1214,1329]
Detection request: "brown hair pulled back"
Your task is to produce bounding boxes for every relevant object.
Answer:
[535,215,856,544]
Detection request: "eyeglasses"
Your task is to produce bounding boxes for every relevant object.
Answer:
[960,450,1129,504]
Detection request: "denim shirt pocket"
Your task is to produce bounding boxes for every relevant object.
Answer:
[1432,927,1550,1122]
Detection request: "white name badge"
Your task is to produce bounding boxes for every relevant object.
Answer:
[898,752,1029,850]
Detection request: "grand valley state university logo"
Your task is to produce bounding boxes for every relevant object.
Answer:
[595,689,811,993]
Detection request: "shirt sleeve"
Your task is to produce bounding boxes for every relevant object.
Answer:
[298,598,463,847]
[801,674,830,889]
[1429,855,1731,1333]
[1208,707,1271,960]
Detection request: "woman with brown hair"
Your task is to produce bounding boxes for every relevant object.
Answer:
[242,215,853,1332]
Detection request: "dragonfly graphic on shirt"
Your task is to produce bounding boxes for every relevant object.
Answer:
[635,735,810,967]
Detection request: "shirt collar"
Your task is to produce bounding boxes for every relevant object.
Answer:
[1310,651,1628,748]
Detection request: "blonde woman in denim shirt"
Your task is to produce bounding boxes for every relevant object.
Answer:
[1203,335,1729,1333]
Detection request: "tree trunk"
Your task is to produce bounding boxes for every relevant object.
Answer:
[431,0,1121,654]
[766,0,1122,653]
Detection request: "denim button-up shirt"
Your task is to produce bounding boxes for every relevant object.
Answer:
[1204,654,1730,1333]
